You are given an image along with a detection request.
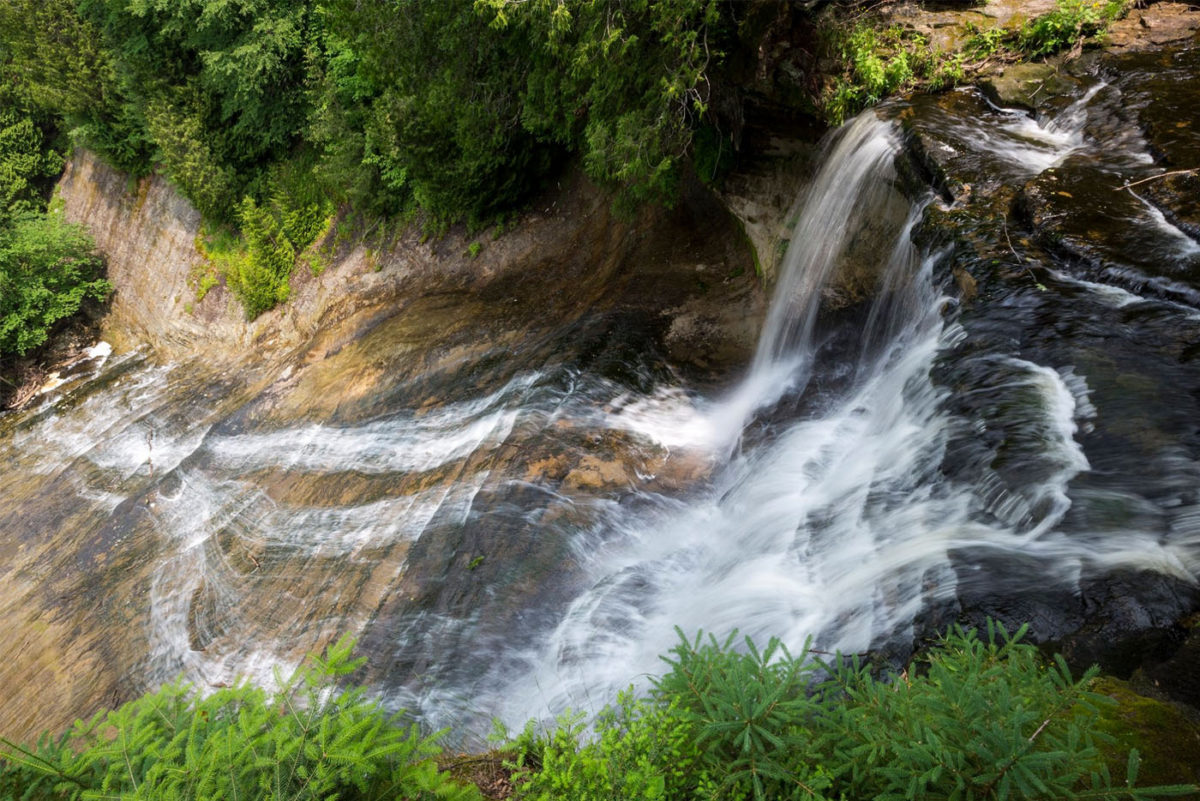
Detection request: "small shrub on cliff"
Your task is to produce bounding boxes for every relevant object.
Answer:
[825,24,934,125]
[512,623,1197,800]
[0,211,109,357]
[198,162,334,319]
[0,636,480,801]
[820,0,1131,125]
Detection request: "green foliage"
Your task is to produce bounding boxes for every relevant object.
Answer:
[825,25,933,125]
[0,51,110,371]
[221,197,294,319]
[0,212,109,356]
[313,0,553,223]
[479,0,724,211]
[820,0,1131,124]
[195,159,334,318]
[81,0,312,170]
[0,81,65,224]
[3,0,730,297]
[515,692,706,801]
[143,95,240,222]
[312,0,725,222]
[512,623,1199,801]
[0,635,482,801]
[963,24,1009,60]
[652,631,832,800]
[1019,0,1130,57]
[0,0,149,174]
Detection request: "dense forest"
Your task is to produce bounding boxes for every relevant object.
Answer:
[0,0,740,324]
[0,0,1132,347]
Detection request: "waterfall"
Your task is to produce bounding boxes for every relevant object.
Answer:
[720,113,907,433]
[752,113,904,374]
[493,111,962,728]
[489,101,1188,732]
[4,78,1200,743]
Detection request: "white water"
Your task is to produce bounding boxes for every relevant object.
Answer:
[488,108,1200,731]
[941,84,1111,177]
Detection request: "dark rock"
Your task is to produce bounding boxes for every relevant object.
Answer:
[1141,620,1200,710]
[979,62,1080,112]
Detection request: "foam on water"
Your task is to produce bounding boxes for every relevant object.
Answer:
[959,84,1106,175]
[485,107,1199,732]
[1131,190,1200,259]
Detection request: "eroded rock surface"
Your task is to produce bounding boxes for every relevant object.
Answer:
[0,154,762,741]
[895,30,1200,703]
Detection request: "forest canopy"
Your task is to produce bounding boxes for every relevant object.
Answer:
[0,0,727,225]
[0,47,108,370]
[0,0,1129,324]
[0,0,733,317]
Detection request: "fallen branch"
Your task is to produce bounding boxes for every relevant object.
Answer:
[1117,168,1199,191]
[1002,216,1044,290]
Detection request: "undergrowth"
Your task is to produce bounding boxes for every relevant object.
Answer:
[3,624,1195,800]
[509,623,1197,801]
[823,0,1132,124]
[193,160,335,319]
[0,636,480,801]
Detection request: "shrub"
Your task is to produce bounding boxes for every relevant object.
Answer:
[0,636,481,801]
[143,96,241,222]
[0,212,109,357]
[221,197,296,319]
[1019,0,1130,57]
[0,84,64,222]
[512,623,1198,801]
[196,160,334,319]
[825,24,933,125]
[820,0,1131,124]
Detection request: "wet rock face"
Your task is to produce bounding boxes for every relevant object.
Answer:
[58,153,764,377]
[0,152,763,741]
[979,62,1080,112]
[1105,1,1200,53]
[896,32,1200,698]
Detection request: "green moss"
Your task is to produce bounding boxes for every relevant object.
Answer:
[1091,677,1200,787]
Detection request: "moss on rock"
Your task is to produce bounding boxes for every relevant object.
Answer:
[1091,676,1200,787]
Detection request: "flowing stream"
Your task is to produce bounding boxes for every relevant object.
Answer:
[2,50,1200,740]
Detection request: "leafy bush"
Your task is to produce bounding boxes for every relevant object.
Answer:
[195,159,334,318]
[820,0,1131,124]
[1019,0,1129,57]
[224,196,296,319]
[479,0,724,212]
[825,24,934,125]
[143,95,241,222]
[512,623,1198,800]
[0,636,481,801]
[0,0,150,175]
[0,212,109,356]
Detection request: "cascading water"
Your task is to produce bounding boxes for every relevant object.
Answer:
[488,93,1200,729]
[3,54,1200,741]
[489,113,959,728]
